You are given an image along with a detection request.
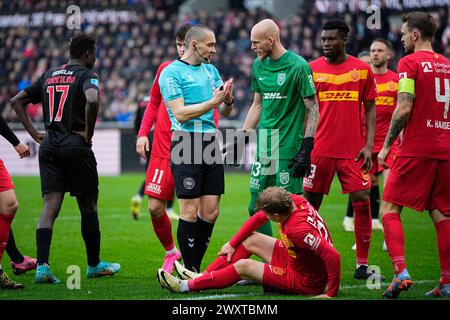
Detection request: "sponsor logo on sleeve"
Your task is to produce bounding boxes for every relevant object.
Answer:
[90,78,99,87]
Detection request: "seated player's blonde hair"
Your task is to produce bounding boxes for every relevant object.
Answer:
[255,187,293,216]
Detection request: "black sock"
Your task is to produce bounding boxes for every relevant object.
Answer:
[370,186,380,219]
[167,199,174,209]
[194,216,215,272]
[6,230,24,263]
[36,228,53,265]
[81,211,101,267]
[138,181,145,198]
[346,197,354,218]
[177,218,197,272]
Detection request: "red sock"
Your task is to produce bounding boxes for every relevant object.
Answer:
[188,264,241,291]
[204,244,251,273]
[353,200,372,265]
[434,219,450,285]
[0,214,14,263]
[382,212,406,274]
[151,213,175,251]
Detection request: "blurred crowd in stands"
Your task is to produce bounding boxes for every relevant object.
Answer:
[0,0,448,125]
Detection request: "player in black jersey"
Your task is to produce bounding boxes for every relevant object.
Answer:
[11,34,120,284]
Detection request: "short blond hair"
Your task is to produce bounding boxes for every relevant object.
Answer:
[255,187,293,215]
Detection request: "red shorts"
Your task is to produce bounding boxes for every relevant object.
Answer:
[262,240,325,295]
[383,157,450,215]
[0,159,14,193]
[144,156,174,201]
[303,156,371,194]
[371,144,398,175]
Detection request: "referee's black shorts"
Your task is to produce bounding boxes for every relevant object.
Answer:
[39,146,99,197]
[170,131,224,199]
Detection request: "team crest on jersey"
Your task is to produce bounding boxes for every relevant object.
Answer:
[361,170,370,181]
[183,177,195,190]
[279,172,289,185]
[350,69,360,81]
[277,72,286,86]
[388,81,396,91]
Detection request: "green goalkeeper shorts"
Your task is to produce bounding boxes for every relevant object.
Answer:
[249,158,303,195]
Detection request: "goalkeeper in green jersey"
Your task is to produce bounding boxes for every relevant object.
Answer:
[241,19,319,236]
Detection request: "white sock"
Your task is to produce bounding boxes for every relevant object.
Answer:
[356,263,368,269]
[166,247,178,255]
[180,280,189,292]
[134,194,142,202]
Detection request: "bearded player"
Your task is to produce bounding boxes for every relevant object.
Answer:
[379,12,450,299]
[240,19,319,237]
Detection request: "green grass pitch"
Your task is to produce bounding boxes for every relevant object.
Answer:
[0,173,442,300]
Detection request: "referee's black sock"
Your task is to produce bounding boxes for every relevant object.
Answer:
[81,211,101,267]
[370,186,380,220]
[36,228,52,265]
[194,216,215,272]
[346,197,354,218]
[177,218,197,272]
[6,229,24,263]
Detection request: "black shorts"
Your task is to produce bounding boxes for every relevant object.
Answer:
[39,146,99,197]
[171,131,224,199]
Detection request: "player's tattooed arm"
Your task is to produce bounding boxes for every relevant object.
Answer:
[383,92,414,148]
[303,94,319,137]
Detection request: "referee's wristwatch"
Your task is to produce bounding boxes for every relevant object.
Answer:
[224,97,234,105]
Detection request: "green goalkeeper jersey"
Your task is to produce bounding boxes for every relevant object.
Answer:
[251,50,316,160]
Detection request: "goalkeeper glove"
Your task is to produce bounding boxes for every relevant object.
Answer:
[288,137,314,178]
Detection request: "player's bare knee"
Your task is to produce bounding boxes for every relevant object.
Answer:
[233,259,253,275]
[2,199,19,214]
[381,201,400,215]
[429,209,448,223]
[148,201,165,218]
[350,190,370,202]
[242,232,260,251]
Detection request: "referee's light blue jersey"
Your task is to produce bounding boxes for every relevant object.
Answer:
[159,59,223,133]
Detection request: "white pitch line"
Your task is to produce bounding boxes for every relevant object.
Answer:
[170,279,438,300]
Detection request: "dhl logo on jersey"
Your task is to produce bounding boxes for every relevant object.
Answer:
[319,90,359,101]
[375,96,395,106]
[314,69,368,84]
[376,81,398,93]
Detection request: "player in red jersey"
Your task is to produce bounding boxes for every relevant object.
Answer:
[378,12,450,299]
[157,187,341,298]
[0,115,31,289]
[134,24,193,274]
[304,19,383,281]
[347,39,399,252]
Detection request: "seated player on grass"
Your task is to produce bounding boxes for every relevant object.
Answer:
[157,187,341,298]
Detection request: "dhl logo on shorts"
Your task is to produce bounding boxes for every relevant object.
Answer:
[376,96,395,106]
[319,90,359,101]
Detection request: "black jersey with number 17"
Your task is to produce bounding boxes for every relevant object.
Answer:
[24,64,99,149]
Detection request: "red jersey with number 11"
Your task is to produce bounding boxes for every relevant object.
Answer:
[396,51,450,160]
